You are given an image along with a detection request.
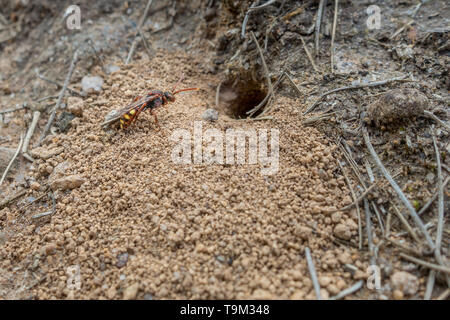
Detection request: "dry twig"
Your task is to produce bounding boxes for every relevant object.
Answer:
[305,247,322,300]
[304,75,409,115]
[36,50,79,146]
[126,0,154,65]
[0,133,24,186]
[363,127,435,250]
[330,0,338,72]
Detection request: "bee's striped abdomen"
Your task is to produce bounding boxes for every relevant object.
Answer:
[119,108,137,129]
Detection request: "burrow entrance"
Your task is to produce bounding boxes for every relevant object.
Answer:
[219,71,268,119]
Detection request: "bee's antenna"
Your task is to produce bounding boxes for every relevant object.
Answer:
[171,75,185,93]
[173,88,199,95]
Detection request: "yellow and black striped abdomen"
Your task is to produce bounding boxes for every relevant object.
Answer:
[119,108,137,129]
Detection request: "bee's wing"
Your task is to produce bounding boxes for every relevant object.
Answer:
[100,93,162,127]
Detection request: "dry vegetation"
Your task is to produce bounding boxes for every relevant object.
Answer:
[0,0,449,300]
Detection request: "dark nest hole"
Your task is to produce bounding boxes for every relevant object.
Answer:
[219,72,268,119]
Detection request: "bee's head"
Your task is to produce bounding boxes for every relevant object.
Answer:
[164,91,176,102]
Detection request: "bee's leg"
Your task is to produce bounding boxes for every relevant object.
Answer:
[130,103,147,127]
[149,109,160,130]
[133,95,143,102]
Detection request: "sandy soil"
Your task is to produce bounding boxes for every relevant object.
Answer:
[0,0,448,300]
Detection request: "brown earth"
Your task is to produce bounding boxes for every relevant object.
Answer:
[0,0,449,300]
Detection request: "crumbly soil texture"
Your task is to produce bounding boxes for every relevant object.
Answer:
[0,0,449,300]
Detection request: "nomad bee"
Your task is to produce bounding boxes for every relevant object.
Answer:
[101,78,198,130]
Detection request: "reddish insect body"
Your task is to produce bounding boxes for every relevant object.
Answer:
[101,80,198,130]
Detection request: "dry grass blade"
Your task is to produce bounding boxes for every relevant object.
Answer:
[399,253,450,274]
[22,111,40,155]
[423,110,450,132]
[305,247,322,300]
[37,49,79,146]
[330,0,338,73]
[363,127,435,250]
[392,204,421,244]
[304,75,409,115]
[299,35,320,73]
[0,133,24,186]
[424,270,435,300]
[246,32,273,117]
[431,129,450,287]
[330,280,364,300]
[315,0,327,56]
[338,161,362,250]
[418,176,450,215]
[126,0,154,65]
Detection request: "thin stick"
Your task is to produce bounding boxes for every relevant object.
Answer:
[371,202,385,236]
[330,0,338,73]
[299,35,320,73]
[392,204,421,244]
[247,0,278,13]
[35,70,83,97]
[0,105,26,114]
[241,0,278,38]
[305,247,322,300]
[436,289,450,300]
[126,0,154,65]
[304,75,409,115]
[418,176,450,216]
[385,211,392,237]
[431,129,450,287]
[315,0,327,56]
[0,189,26,209]
[338,161,362,249]
[424,270,435,300]
[432,131,445,252]
[22,111,40,154]
[0,133,24,186]
[390,20,414,40]
[332,183,378,212]
[330,280,364,300]
[364,199,374,262]
[137,27,153,59]
[246,31,273,117]
[363,127,435,250]
[36,50,79,146]
[399,253,450,274]
[283,72,303,96]
[423,110,450,131]
[215,81,222,110]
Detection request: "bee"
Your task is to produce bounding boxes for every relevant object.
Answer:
[101,78,198,130]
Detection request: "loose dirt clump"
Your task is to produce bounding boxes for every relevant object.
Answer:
[366,88,429,129]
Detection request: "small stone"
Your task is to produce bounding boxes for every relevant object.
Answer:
[30,147,64,160]
[366,88,428,128]
[294,225,312,240]
[333,223,351,240]
[116,253,129,268]
[393,289,404,300]
[251,289,273,300]
[123,283,139,300]
[337,251,352,264]
[390,271,419,296]
[50,175,85,191]
[202,108,219,122]
[30,181,41,191]
[67,97,84,116]
[106,286,116,299]
[290,290,305,300]
[81,76,104,94]
[105,65,120,74]
[44,243,57,255]
[318,276,332,287]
